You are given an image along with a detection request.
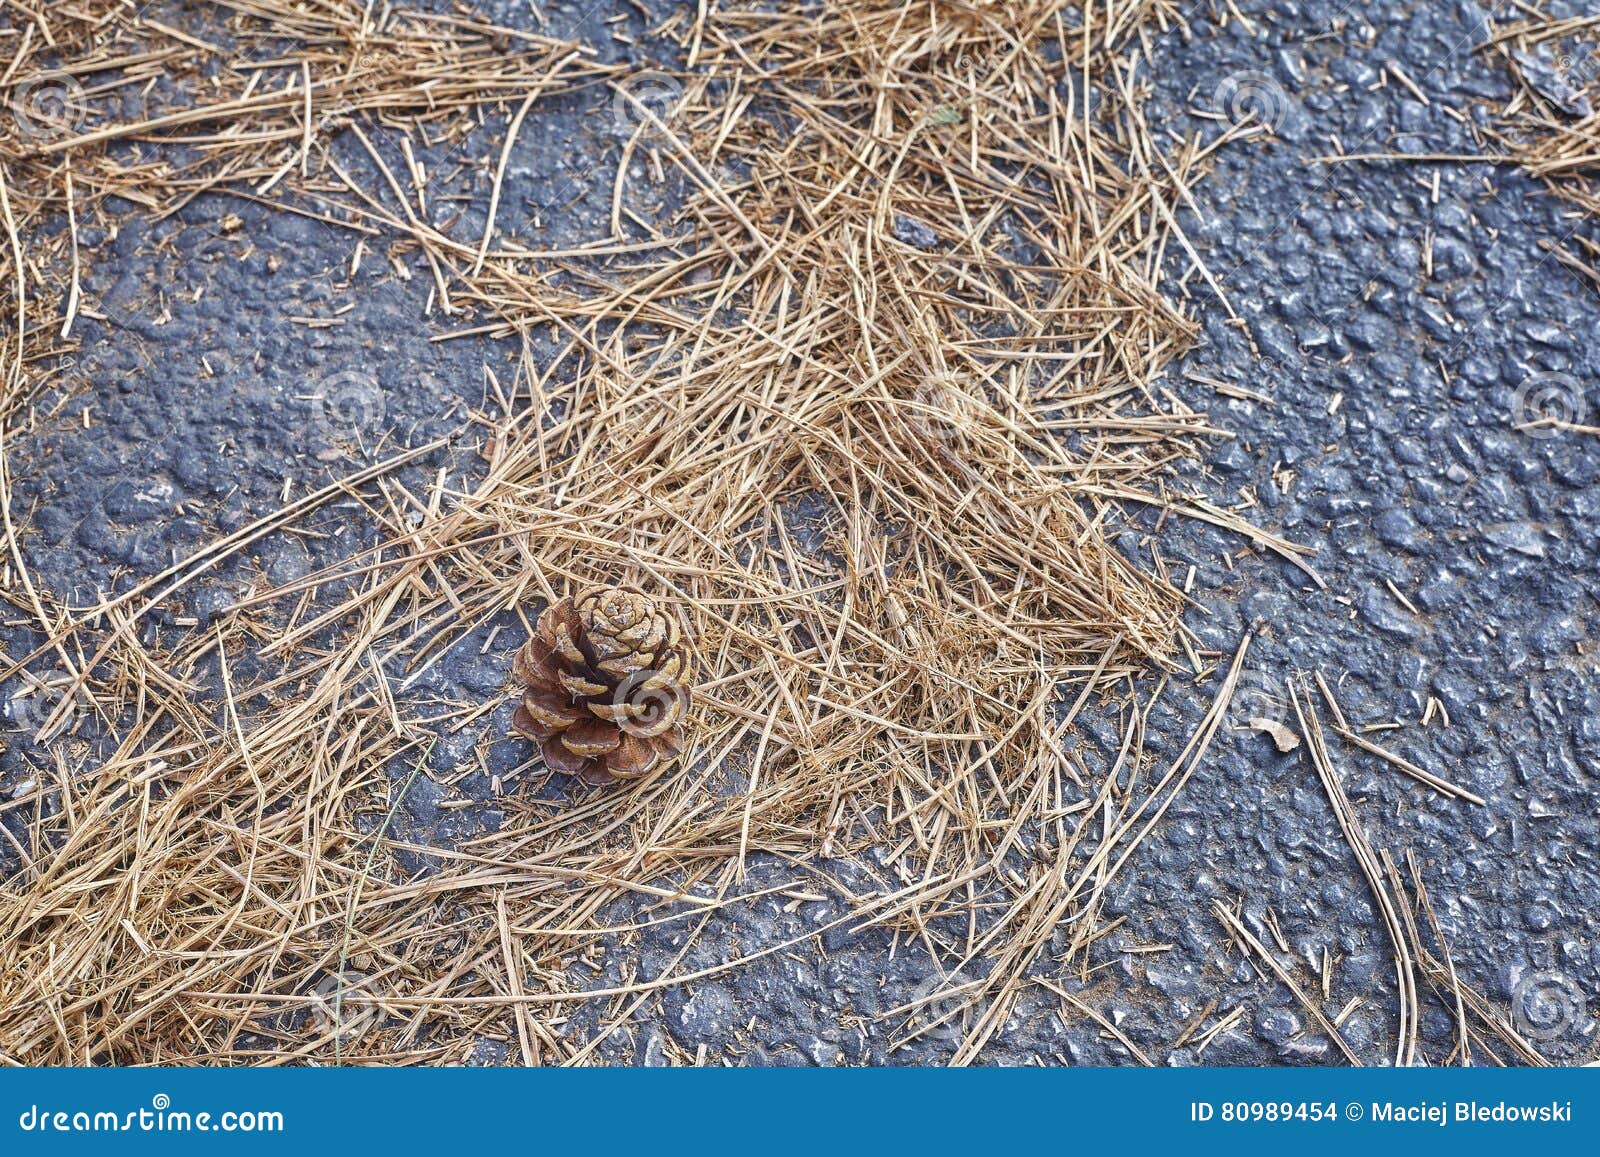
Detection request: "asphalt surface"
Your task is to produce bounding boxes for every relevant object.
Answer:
[2,0,1598,1065]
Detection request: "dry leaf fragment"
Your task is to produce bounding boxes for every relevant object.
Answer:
[1249,717,1302,753]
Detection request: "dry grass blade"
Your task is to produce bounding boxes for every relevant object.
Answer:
[1290,678,1420,1067]
[1395,851,1550,1067]
[1311,673,1485,806]
[1486,9,1600,201]
[0,0,1321,1064]
[1212,900,1362,1065]
[1484,4,1600,331]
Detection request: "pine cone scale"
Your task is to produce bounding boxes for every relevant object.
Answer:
[513,642,557,686]
[560,718,622,756]
[510,587,693,786]
[558,670,610,698]
[522,689,584,729]
[596,655,651,678]
[607,733,659,777]
[551,627,586,665]
[510,705,545,739]
[538,734,590,774]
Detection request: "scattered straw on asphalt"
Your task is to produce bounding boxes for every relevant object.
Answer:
[0,0,1524,1067]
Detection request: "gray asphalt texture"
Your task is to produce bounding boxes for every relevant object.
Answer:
[3,0,1597,1065]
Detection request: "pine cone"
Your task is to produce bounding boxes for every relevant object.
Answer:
[511,587,692,786]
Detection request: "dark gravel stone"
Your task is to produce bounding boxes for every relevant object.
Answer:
[891,214,940,249]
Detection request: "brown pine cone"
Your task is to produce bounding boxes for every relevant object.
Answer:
[510,587,692,786]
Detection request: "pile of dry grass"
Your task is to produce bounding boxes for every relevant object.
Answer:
[1486,9,1600,277]
[0,0,1337,1064]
